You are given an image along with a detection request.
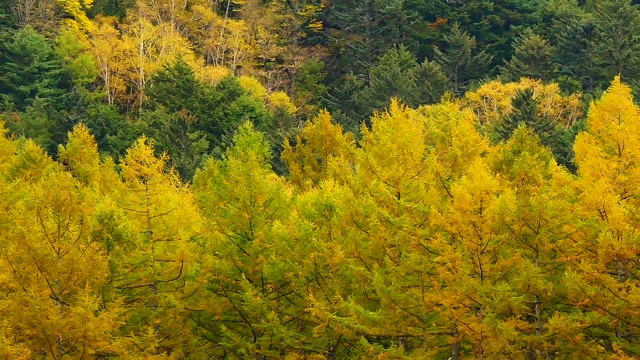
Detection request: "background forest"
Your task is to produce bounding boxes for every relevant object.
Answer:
[3,0,640,358]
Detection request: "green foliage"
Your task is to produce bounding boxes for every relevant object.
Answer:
[0,26,70,112]
[501,28,555,82]
[293,58,328,117]
[434,23,492,95]
[592,0,640,88]
[496,88,576,170]
[144,60,272,179]
[55,28,99,86]
[545,1,599,93]
[354,47,448,118]
[146,58,202,116]
[139,109,209,180]
[328,0,420,76]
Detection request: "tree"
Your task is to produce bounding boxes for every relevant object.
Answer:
[465,78,582,129]
[572,77,640,356]
[500,28,555,82]
[353,47,449,119]
[495,88,572,168]
[489,126,583,357]
[434,23,492,95]
[539,0,598,93]
[55,28,99,87]
[138,109,209,181]
[195,75,270,155]
[326,0,420,79]
[592,0,640,90]
[8,0,58,33]
[0,127,123,358]
[193,122,301,358]
[87,16,129,106]
[113,136,201,356]
[282,110,356,190]
[292,59,328,118]
[0,26,69,112]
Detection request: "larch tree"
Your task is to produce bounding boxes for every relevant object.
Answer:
[572,76,640,356]
[0,125,123,359]
[193,122,300,358]
[113,136,202,357]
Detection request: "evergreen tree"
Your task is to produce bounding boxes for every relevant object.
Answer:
[146,59,202,116]
[410,58,450,105]
[0,26,70,112]
[353,47,420,117]
[434,23,492,95]
[592,0,640,88]
[497,88,553,141]
[552,11,599,93]
[501,28,555,82]
[326,0,421,79]
[496,88,575,169]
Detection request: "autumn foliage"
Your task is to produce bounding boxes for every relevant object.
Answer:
[1,77,640,358]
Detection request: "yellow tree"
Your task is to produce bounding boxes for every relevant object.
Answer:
[193,122,302,358]
[56,0,94,29]
[87,16,130,105]
[298,101,482,358]
[464,78,582,128]
[282,110,356,190]
[119,0,200,111]
[571,76,640,356]
[0,126,123,358]
[113,136,202,357]
[487,126,594,358]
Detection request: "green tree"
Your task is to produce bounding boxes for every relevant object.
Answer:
[139,109,209,180]
[353,47,449,120]
[327,0,420,79]
[193,122,299,358]
[0,26,70,112]
[592,0,640,90]
[496,88,575,170]
[434,23,492,95]
[196,76,270,155]
[541,0,599,93]
[292,59,327,118]
[500,28,555,82]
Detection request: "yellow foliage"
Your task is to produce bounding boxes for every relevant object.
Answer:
[465,78,582,128]
[268,91,297,115]
[58,123,100,185]
[283,110,355,189]
[0,121,17,173]
[57,0,94,30]
[196,64,232,85]
[87,16,129,105]
[239,75,268,99]
[120,136,171,185]
[575,76,640,203]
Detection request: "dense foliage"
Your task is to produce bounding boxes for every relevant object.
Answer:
[1,78,640,358]
[5,0,640,174]
[4,0,640,358]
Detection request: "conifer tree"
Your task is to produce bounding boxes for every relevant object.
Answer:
[434,23,492,95]
[572,77,640,356]
[0,127,123,359]
[501,28,555,82]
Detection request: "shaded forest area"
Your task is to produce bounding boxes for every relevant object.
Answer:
[3,0,640,358]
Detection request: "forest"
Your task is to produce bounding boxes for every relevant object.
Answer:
[2,0,640,358]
